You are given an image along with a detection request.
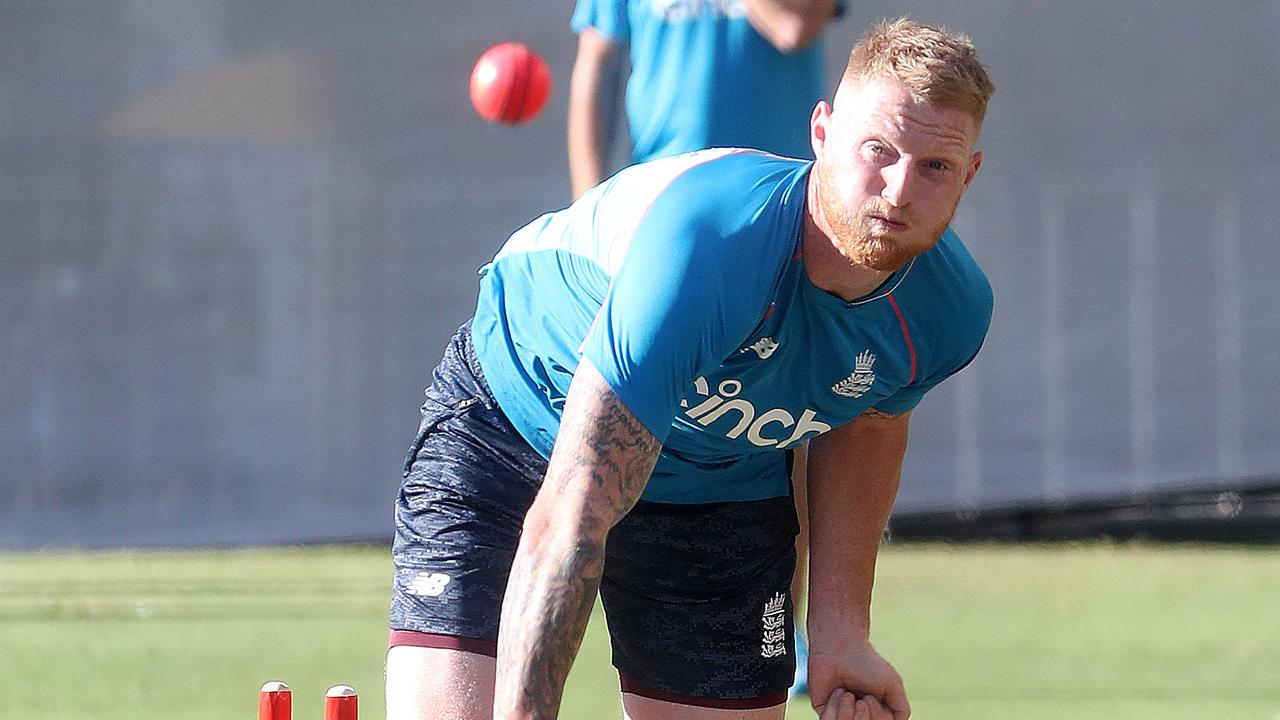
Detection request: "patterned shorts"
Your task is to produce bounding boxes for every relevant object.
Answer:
[389,322,799,708]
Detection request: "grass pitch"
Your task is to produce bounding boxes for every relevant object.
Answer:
[1,542,1277,719]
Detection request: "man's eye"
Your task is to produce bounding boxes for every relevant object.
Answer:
[926,160,949,171]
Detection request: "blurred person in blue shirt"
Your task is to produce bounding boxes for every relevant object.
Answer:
[567,0,845,198]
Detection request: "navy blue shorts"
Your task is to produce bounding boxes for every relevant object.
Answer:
[390,323,799,709]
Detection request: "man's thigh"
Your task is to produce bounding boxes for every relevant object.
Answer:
[601,497,800,712]
[388,322,548,712]
[390,320,548,638]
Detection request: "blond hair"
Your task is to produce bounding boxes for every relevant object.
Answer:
[842,18,995,126]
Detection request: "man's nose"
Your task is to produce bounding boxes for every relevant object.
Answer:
[880,161,912,207]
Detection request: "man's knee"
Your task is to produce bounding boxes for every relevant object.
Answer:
[385,645,496,720]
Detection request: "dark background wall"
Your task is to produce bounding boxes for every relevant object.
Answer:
[3,1,1278,549]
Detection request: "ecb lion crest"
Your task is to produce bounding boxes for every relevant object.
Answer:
[832,350,876,398]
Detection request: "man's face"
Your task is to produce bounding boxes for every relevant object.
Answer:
[810,76,982,272]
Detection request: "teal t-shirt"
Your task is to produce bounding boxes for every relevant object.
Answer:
[571,0,841,162]
[471,149,993,504]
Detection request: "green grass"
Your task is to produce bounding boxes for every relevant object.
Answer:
[1,543,1277,719]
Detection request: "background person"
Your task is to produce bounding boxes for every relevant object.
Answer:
[567,0,845,199]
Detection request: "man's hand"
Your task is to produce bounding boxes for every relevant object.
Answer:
[819,688,898,720]
[809,642,910,720]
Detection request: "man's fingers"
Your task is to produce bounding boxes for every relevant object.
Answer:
[816,688,837,720]
[819,688,860,720]
[840,689,859,720]
[823,686,909,720]
[860,694,895,720]
[816,688,836,719]
[884,681,911,719]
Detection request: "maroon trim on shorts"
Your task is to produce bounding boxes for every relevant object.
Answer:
[388,630,498,657]
[619,673,788,710]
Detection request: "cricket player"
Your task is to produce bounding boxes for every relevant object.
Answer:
[387,18,995,720]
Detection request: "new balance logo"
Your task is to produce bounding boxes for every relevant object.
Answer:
[405,571,451,597]
[760,592,787,658]
[740,337,779,360]
[832,350,876,398]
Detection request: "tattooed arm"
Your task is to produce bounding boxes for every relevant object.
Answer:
[804,408,913,720]
[493,358,661,720]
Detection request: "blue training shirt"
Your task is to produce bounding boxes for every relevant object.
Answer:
[472,149,992,504]
[570,0,838,162]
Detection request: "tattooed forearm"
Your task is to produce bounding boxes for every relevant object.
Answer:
[493,359,660,720]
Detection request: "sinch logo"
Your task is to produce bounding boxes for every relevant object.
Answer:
[679,377,830,448]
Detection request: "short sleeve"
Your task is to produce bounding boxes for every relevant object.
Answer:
[872,268,993,415]
[578,163,800,442]
[571,0,629,41]
[871,343,983,415]
[581,221,774,443]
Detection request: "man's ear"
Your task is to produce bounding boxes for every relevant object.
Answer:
[810,101,832,159]
[964,150,983,189]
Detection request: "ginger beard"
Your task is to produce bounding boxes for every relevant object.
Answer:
[814,156,959,273]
